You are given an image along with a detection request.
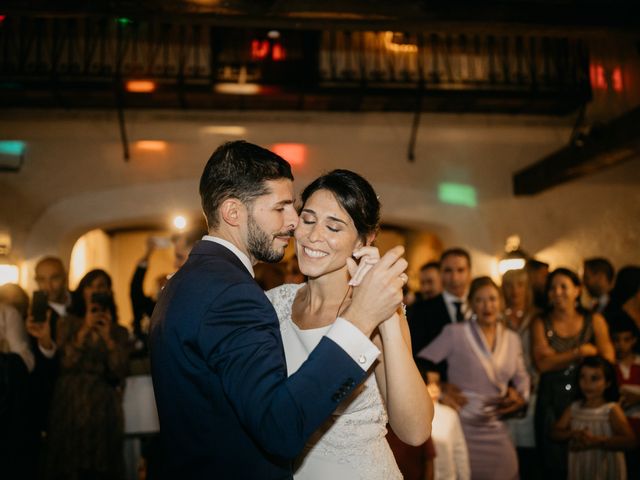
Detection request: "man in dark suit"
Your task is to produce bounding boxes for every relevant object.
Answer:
[24,256,70,478]
[408,248,472,407]
[150,141,407,479]
[408,248,472,356]
[582,257,615,314]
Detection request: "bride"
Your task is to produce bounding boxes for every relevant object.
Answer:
[267,169,433,479]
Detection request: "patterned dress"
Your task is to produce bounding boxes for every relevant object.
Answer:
[534,313,594,479]
[45,315,129,480]
[266,284,402,480]
[567,402,627,480]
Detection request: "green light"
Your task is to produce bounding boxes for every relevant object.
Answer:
[117,17,133,25]
[438,182,477,208]
[0,141,25,156]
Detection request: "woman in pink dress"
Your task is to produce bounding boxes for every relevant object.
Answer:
[418,276,530,480]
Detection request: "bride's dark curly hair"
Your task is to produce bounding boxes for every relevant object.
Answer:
[300,169,380,243]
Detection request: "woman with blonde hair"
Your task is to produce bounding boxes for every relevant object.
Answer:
[502,268,539,479]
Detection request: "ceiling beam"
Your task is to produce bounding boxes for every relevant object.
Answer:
[1,1,638,35]
[513,106,640,195]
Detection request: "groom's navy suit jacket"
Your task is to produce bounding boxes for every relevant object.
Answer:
[150,240,368,479]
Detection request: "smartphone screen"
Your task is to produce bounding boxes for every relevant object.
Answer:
[32,290,49,323]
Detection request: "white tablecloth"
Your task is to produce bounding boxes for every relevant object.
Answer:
[123,374,159,434]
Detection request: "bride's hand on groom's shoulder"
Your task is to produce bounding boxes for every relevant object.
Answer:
[342,245,408,337]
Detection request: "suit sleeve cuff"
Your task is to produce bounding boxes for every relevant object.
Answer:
[325,317,380,371]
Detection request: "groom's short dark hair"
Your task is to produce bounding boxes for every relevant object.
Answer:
[200,141,293,229]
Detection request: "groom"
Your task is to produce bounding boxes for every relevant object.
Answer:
[150,141,407,479]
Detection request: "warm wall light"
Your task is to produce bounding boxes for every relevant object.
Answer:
[200,126,247,136]
[498,235,528,276]
[173,216,187,230]
[0,263,19,285]
[126,80,156,93]
[383,32,418,53]
[498,258,526,275]
[135,140,167,152]
[271,144,307,167]
[0,234,19,285]
[214,83,261,95]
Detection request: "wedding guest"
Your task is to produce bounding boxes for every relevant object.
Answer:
[583,257,615,313]
[551,356,635,480]
[526,259,549,311]
[418,261,442,301]
[419,276,529,480]
[408,248,472,357]
[426,369,470,480]
[45,291,129,480]
[611,315,640,478]
[532,268,615,480]
[0,302,34,372]
[25,257,71,472]
[0,282,30,319]
[131,237,161,345]
[605,266,640,353]
[68,268,115,318]
[0,303,34,479]
[501,269,540,479]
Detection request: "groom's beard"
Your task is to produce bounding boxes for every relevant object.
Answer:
[247,213,291,263]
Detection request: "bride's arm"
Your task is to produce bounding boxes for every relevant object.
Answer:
[373,310,433,446]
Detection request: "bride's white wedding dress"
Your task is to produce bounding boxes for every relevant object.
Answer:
[266,283,402,480]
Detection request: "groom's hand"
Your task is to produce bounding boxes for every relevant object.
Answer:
[342,245,407,337]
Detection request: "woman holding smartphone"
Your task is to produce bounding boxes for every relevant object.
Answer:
[45,270,130,480]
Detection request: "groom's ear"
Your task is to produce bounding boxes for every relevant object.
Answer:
[219,198,245,227]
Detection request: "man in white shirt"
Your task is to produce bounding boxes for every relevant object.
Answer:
[34,256,70,317]
[408,248,472,356]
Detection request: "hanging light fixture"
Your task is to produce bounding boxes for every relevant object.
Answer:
[498,235,529,275]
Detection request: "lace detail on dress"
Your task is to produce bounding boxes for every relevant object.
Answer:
[266,283,401,480]
[265,283,303,334]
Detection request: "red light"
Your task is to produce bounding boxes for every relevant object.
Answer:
[272,43,286,61]
[611,67,623,92]
[271,144,307,167]
[251,40,270,60]
[590,64,607,91]
[0,15,6,23]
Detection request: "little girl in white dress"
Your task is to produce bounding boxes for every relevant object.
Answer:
[551,356,636,480]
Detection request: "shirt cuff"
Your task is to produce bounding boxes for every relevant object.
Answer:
[325,317,380,371]
[39,342,57,358]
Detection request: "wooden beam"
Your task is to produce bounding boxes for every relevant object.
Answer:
[513,107,640,195]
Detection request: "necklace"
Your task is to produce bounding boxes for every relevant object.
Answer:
[336,285,353,319]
